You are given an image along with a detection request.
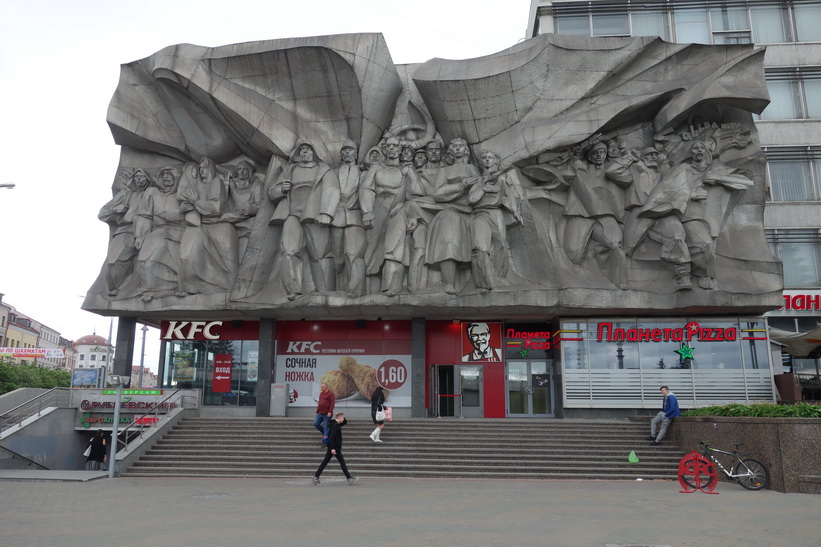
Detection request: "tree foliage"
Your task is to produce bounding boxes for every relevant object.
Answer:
[0,358,72,395]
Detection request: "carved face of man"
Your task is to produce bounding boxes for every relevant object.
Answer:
[479,151,499,173]
[449,139,468,159]
[607,140,621,160]
[383,138,400,160]
[467,323,491,355]
[587,144,607,166]
[159,169,177,191]
[426,142,443,163]
[297,144,315,164]
[237,164,251,181]
[400,145,414,163]
[690,141,707,163]
[132,171,149,189]
[641,150,660,170]
[413,150,428,169]
[340,146,357,165]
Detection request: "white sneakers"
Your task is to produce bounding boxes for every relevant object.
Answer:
[370,428,384,442]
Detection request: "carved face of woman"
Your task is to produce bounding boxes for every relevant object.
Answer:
[198,159,211,180]
[368,149,381,163]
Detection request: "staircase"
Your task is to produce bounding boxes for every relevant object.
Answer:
[125,418,682,480]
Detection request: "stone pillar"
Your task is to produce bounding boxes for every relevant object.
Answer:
[411,317,426,417]
[113,317,136,380]
[256,318,276,417]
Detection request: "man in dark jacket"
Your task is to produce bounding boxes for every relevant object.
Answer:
[313,412,358,485]
[648,386,680,445]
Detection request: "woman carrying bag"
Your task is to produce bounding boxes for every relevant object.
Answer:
[369,386,388,443]
[85,429,107,471]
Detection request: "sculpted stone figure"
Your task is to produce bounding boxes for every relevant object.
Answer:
[269,141,341,300]
[360,137,420,296]
[331,140,366,298]
[469,150,524,292]
[563,141,631,289]
[134,166,185,301]
[637,140,754,290]
[607,147,664,258]
[424,138,480,295]
[98,169,151,296]
[225,160,263,260]
[177,157,239,295]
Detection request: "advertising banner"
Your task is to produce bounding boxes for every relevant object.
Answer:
[212,354,233,393]
[276,337,411,408]
[72,368,103,388]
[0,347,65,359]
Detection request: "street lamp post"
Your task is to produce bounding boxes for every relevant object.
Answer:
[138,325,148,388]
[108,375,126,479]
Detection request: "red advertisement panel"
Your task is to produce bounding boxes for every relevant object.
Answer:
[212,354,233,393]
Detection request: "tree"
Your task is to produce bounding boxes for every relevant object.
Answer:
[0,358,71,395]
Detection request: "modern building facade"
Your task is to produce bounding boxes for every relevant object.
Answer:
[527,0,821,394]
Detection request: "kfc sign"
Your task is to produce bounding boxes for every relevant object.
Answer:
[162,321,224,340]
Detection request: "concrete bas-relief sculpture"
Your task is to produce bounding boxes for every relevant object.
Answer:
[85,33,783,319]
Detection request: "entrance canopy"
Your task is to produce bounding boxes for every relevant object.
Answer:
[769,327,821,358]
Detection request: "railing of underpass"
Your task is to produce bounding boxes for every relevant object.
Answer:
[116,389,196,454]
[0,388,72,435]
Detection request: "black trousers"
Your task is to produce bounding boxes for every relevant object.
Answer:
[315,448,351,478]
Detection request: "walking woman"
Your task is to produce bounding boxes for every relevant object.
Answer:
[86,429,107,471]
[369,386,387,442]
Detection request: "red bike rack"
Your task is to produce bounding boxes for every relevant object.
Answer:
[678,451,719,494]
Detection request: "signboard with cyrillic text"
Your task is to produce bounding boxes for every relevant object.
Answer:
[212,354,233,393]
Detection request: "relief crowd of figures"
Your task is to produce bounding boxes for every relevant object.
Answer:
[98,120,756,302]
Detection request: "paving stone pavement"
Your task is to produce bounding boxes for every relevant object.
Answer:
[0,475,818,547]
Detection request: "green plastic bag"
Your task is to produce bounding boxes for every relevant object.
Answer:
[628,450,640,463]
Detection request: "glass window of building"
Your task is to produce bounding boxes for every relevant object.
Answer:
[672,7,710,43]
[766,149,821,202]
[592,9,630,36]
[767,229,821,287]
[709,5,752,44]
[794,2,821,42]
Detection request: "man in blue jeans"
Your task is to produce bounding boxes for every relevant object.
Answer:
[313,382,335,444]
[648,385,680,445]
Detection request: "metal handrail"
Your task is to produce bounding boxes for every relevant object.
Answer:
[0,388,72,435]
[116,389,193,454]
[0,444,49,470]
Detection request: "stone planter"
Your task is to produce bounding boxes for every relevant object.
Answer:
[670,416,821,494]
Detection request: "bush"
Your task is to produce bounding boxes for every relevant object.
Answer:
[682,402,821,418]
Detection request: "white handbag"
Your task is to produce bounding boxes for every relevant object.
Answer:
[83,445,91,458]
[375,406,387,421]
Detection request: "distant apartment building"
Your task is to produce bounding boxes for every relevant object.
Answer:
[528,0,821,377]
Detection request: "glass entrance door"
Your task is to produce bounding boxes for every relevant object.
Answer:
[459,366,483,417]
[507,360,554,417]
[429,365,484,417]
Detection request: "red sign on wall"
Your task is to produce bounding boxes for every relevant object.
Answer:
[212,354,233,393]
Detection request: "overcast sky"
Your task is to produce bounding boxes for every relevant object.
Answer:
[0,0,533,372]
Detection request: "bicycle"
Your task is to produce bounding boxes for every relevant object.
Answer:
[681,441,769,491]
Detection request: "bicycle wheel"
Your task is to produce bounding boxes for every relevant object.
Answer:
[734,458,768,490]
[681,458,717,490]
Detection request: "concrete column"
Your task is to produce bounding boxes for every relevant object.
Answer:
[113,317,136,379]
[256,318,276,417]
[411,317,426,417]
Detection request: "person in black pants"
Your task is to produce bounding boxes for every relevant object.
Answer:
[313,412,358,485]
